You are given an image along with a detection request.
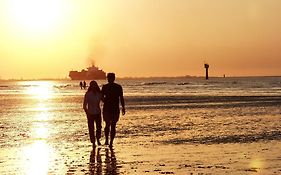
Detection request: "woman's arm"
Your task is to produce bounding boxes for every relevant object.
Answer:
[83,94,88,114]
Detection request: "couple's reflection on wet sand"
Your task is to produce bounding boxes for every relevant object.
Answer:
[89,147,118,175]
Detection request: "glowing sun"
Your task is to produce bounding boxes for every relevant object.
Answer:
[7,0,66,35]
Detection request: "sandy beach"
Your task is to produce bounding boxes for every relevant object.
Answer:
[1,135,281,174]
[0,79,281,174]
[1,109,281,175]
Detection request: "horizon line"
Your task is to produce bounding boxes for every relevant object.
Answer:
[1,75,281,81]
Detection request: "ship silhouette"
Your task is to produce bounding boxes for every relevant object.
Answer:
[69,64,106,80]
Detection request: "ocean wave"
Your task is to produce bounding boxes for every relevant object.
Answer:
[141,82,167,86]
[161,131,281,144]
[53,84,71,89]
[125,95,281,109]
[177,82,190,85]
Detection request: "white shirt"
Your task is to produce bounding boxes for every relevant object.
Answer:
[83,91,102,115]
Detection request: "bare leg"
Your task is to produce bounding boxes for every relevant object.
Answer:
[109,122,117,147]
[95,114,102,145]
[104,121,110,145]
[87,115,95,144]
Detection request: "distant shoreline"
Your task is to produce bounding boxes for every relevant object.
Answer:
[118,75,281,80]
[0,75,281,81]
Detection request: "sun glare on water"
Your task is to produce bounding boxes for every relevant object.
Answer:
[25,81,54,100]
[21,140,54,175]
[19,81,56,174]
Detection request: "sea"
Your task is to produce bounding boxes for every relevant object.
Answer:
[0,76,281,174]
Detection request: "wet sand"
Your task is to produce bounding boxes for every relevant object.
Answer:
[1,107,281,174]
[1,137,281,174]
[1,80,281,174]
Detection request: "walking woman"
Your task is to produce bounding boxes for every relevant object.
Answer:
[83,81,102,147]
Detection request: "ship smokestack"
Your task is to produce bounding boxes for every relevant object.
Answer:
[90,59,95,67]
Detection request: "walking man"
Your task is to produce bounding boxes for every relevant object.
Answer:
[101,73,125,147]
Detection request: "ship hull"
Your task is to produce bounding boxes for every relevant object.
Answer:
[69,66,106,80]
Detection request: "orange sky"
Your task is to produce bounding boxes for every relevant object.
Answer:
[0,0,281,79]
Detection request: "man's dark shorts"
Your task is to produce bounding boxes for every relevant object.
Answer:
[103,111,120,123]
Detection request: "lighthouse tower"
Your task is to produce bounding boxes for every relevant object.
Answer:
[204,63,209,80]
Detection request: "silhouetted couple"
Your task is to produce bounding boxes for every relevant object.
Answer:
[80,81,86,89]
[83,73,125,147]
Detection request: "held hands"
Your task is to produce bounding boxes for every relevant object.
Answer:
[122,107,126,115]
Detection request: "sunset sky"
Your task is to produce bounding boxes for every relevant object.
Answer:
[0,0,281,79]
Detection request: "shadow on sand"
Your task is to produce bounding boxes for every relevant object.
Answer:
[89,147,119,175]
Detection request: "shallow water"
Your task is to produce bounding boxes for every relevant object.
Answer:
[0,77,281,174]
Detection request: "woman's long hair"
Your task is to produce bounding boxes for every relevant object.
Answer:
[87,80,101,93]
